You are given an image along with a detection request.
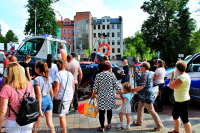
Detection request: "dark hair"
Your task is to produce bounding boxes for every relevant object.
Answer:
[71,52,76,57]
[122,82,132,92]
[25,54,31,61]
[67,55,73,60]
[102,62,111,70]
[6,53,11,57]
[56,59,65,70]
[157,60,164,68]
[176,60,187,72]
[46,54,53,68]
[103,56,109,61]
[35,61,49,82]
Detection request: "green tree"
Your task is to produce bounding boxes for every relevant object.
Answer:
[5,30,18,43]
[190,29,200,54]
[24,0,60,36]
[85,43,91,58]
[141,0,196,67]
[124,31,157,61]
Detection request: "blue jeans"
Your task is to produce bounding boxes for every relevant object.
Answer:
[41,95,53,114]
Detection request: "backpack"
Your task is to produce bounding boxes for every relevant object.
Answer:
[8,84,39,126]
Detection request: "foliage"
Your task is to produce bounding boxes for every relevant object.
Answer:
[190,29,200,54]
[123,31,158,61]
[85,43,91,58]
[24,0,60,36]
[141,0,196,67]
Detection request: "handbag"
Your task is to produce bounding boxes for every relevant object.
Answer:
[53,72,69,114]
[83,98,98,118]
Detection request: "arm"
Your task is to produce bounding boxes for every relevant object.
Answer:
[132,86,144,92]
[153,74,158,81]
[169,78,182,89]
[91,91,97,99]
[78,68,83,84]
[72,80,75,95]
[131,66,134,77]
[53,81,60,98]
[35,85,44,117]
[25,67,31,82]
[122,97,127,104]
[0,97,8,127]
[0,76,7,90]
[118,90,123,99]
[50,84,53,101]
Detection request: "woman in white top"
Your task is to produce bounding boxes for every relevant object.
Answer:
[46,54,59,86]
[168,60,191,133]
[53,59,74,133]
[153,59,166,112]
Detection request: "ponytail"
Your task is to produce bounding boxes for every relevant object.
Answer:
[46,54,53,68]
[56,59,65,70]
[35,61,49,82]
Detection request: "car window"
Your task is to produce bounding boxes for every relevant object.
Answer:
[187,56,200,72]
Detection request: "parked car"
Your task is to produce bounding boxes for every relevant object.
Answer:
[164,52,200,104]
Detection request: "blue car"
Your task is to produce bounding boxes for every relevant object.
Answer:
[164,53,200,104]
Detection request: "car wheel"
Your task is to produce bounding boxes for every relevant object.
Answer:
[169,92,175,104]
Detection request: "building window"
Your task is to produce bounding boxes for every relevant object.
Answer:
[94,33,96,38]
[107,33,109,37]
[107,19,109,22]
[98,25,100,30]
[112,25,114,29]
[117,24,120,29]
[94,49,96,51]
[112,32,114,37]
[112,40,114,45]
[73,37,74,42]
[103,25,105,29]
[103,19,105,22]
[68,29,71,34]
[117,40,120,45]
[118,48,120,53]
[94,25,96,30]
[112,48,115,53]
[64,37,66,41]
[112,56,114,59]
[64,29,66,34]
[98,33,101,38]
[65,22,67,25]
[94,20,96,22]
[68,22,70,25]
[68,37,71,42]
[103,48,105,53]
[107,25,109,29]
[117,32,120,37]
[73,29,74,34]
[107,41,110,44]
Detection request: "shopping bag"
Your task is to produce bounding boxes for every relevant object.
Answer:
[83,98,98,117]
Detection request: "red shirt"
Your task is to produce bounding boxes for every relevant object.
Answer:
[3,59,9,73]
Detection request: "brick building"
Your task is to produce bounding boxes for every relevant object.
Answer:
[57,17,74,52]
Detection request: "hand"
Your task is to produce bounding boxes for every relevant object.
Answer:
[78,79,81,84]
[71,98,74,103]
[132,74,134,77]
[39,110,45,118]
[172,71,176,78]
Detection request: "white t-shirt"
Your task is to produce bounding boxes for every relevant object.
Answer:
[54,70,74,101]
[154,68,166,84]
[49,63,59,83]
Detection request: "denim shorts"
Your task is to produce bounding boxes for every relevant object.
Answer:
[41,95,53,114]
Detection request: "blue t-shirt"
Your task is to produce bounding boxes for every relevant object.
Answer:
[123,92,133,104]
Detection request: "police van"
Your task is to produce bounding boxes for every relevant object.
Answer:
[164,53,200,104]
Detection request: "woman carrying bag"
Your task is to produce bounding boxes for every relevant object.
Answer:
[53,59,74,133]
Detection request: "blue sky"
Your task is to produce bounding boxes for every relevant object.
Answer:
[0,0,200,43]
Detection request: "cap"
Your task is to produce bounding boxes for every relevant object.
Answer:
[7,50,11,53]
[71,52,76,57]
[136,66,141,70]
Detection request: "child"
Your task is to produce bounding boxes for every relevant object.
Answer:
[134,66,141,87]
[117,82,133,129]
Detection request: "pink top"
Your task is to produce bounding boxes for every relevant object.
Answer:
[60,49,66,56]
[0,82,34,120]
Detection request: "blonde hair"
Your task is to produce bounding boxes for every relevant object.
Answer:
[7,63,28,90]
[122,82,132,92]
[123,59,128,66]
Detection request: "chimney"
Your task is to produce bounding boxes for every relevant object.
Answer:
[61,16,63,21]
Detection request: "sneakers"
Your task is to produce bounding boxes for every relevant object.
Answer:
[98,127,105,132]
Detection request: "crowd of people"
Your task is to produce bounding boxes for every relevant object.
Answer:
[0,50,192,133]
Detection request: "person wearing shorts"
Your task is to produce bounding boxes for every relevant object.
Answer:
[53,59,74,133]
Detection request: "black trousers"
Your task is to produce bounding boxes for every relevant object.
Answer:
[99,109,112,128]
[73,84,78,110]
[155,83,164,110]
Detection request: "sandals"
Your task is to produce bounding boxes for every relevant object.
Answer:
[133,121,142,126]
[168,130,179,133]
[154,126,164,131]
[121,125,130,130]
[116,124,123,129]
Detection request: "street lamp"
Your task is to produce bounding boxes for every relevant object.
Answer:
[28,5,37,36]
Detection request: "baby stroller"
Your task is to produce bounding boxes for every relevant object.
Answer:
[131,85,159,112]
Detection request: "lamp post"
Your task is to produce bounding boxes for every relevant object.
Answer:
[28,5,37,36]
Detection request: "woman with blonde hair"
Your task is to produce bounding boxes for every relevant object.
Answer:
[0,63,35,133]
[21,54,32,81]
[123,59,129,82]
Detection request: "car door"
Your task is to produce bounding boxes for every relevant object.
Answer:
[186,55,200,102]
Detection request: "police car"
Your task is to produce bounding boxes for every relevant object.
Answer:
[164,52,200,104]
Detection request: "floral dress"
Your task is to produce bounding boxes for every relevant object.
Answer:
[121,93,132,113]
[137,72,155,104]
[93,72,121,110]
